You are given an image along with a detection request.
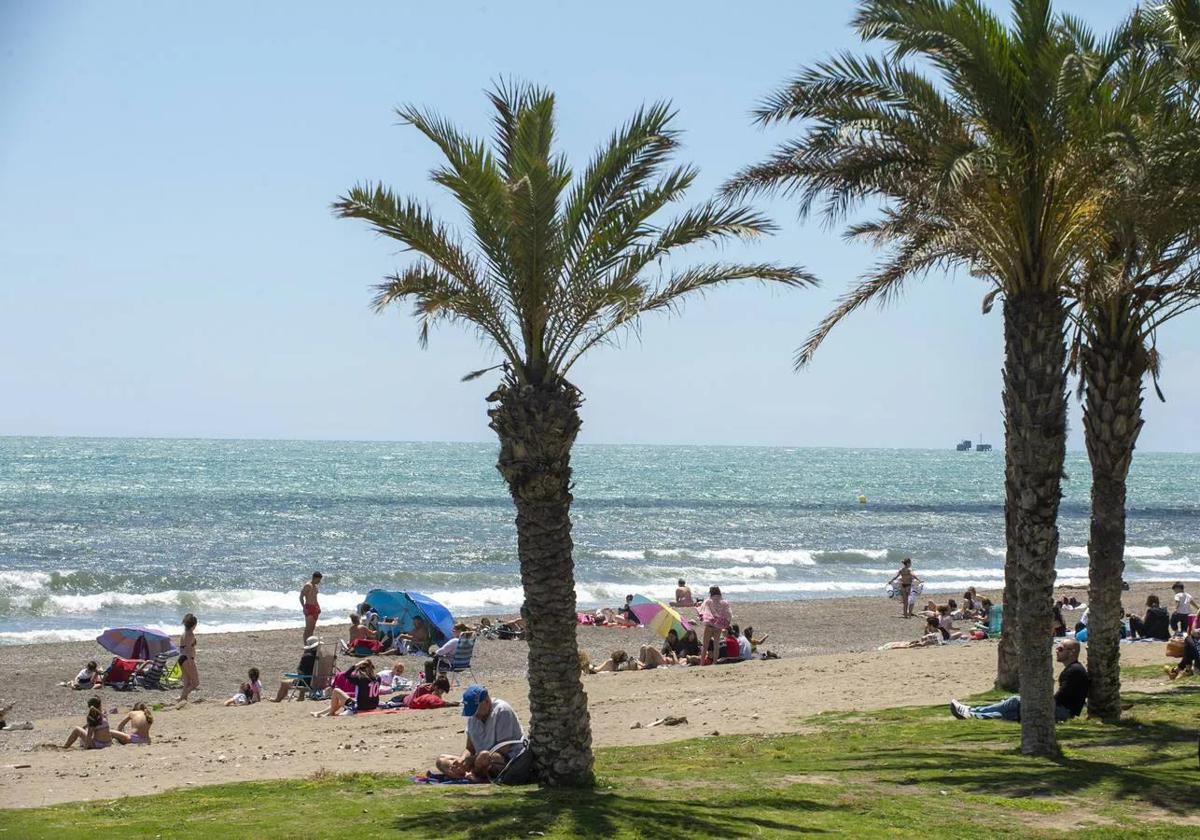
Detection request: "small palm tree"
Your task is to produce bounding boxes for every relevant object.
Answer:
[334,83,814,787]
[1071,6,1200,722]
[723,0,1109,756]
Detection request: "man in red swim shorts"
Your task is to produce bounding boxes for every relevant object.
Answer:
[300,571,322,642]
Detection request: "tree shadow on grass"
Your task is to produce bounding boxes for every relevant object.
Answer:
[828,714,1199,816]
[396,789,835,838]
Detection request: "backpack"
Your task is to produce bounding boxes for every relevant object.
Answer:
[493,741,534,785]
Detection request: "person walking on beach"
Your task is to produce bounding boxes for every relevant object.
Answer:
[178,613,200,702]
[697,586,733,664]
[889,558,921,618]
[300,571,322,642]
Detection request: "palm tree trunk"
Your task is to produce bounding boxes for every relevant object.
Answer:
[1002,291,1068,758]
[488,372,595,788]
[1081,324,1145,722]
[996,505,1021,692]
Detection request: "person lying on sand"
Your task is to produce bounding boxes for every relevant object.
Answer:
[397,676,458,709]
[117,702,153,744]
[593,607,636,628]
[639,629,685,668]
[589,649,641,673]
[879,617,944,650]
[0,699,33,731]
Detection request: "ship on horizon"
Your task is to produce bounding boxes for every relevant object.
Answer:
[955,435,993,452]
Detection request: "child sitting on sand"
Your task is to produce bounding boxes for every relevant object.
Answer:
[59,661,103,690]
[116,702,154,744]
[224,667,263,706]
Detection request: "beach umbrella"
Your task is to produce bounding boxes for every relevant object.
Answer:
[362,589,456,644]
[628,595,692,640]
[96,626,175,660]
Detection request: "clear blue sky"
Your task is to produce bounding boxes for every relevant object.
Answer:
[2,1,1196,450]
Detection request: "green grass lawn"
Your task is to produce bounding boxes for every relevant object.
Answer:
[5,682,1197,839]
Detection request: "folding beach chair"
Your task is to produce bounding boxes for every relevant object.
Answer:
[134,651,178,690]
[436,635,477,686]
[283,650,337,700]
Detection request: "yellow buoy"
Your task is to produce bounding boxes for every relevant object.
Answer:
[858,495,868,505]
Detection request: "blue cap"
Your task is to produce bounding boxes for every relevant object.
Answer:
[461,684,488,716]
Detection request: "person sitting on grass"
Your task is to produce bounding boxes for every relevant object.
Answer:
[116,702,154,744]
[64,697,131,749]
[434,685,526,782]
[950,639,1089,721]
[314,659,381,717]
[1128,595,1171,641]
[224,667,263,706]
[1165,625,1200,680]
[270,636,321,702]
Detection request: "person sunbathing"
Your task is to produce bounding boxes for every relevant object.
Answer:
[64,698,131,749]
[937,605,965,640]
[117,702,154,744]
[0,700,32,731]
[639,629,685,668]
[590,649,641,673]
[340,613,385,656]
[397,676,458,709]
[593,607,636,627]
[313,659,381,717]
[393,615,431,653]
[270,636,321,702]
[879,617,944,650]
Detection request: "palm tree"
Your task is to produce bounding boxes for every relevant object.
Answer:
[723,0,1109,755]
[1069,6,1200,722]
[333,83,815,787]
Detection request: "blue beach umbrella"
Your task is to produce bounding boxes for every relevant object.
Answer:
[96,626,176,660]
[362,589,455,644]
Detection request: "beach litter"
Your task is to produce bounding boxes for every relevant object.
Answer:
[647,715,687,727]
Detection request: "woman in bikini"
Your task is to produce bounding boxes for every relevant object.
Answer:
[889,558,922,618]
[178,613,200,702]
[64,697,131,749]
[117,702,154,744]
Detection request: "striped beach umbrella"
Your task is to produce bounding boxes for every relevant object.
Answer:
[628,595,692,640]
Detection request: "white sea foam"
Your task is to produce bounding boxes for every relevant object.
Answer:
[1135,557,1200,575]
[1062,545,1173,560]
[0,570,52,591]
[36,589,366,616]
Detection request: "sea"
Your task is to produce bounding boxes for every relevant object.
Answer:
[1,437,1197,645]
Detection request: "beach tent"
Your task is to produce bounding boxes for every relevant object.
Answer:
[362,589,455,645]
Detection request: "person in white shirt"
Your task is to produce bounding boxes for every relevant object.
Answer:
[435,685,526,781]
[1170,582,1195,634]
[423,622,471,682]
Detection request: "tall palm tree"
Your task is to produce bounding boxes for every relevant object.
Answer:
[334,83,814,787]
[723,0,1108,755]
[1069,6,1200,722]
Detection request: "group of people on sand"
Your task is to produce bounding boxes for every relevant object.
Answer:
[62,696,153,749]
[584,584,772,673]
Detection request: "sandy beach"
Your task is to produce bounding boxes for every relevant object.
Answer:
[0,583,1187,809]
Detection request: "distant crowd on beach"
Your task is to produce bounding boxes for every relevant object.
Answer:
[6,561,1193,783]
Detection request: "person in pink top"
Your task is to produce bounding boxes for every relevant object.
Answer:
[697,586,733,664]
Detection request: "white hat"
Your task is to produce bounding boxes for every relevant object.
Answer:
[303,636,321,651]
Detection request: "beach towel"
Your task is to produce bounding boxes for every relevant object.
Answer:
[411,772,486,785]
[576,612,595,625]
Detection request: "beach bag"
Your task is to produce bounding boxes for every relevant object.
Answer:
[493,741,534,786]
[1166,638,1186,658]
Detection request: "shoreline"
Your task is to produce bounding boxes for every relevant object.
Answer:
[0,576,1179,649]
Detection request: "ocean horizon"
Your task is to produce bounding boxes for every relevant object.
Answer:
[2,436,1197,645]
